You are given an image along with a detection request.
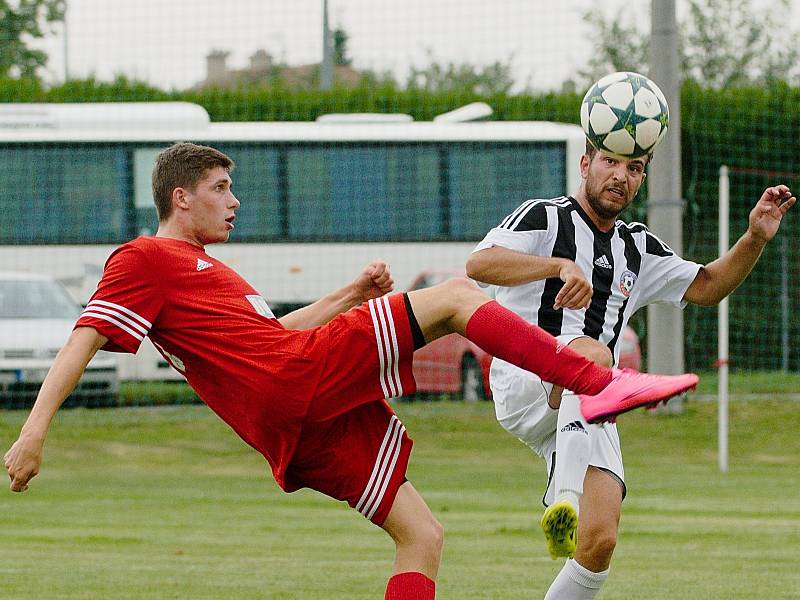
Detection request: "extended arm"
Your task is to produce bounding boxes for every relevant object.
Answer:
[467,246,593,310]
[684,185,795,306]
[4,326,108,492]
[278,261,394,329]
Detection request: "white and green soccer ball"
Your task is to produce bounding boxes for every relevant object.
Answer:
[580,71,669,159]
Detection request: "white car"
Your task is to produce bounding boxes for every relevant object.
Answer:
[0,271,119,408]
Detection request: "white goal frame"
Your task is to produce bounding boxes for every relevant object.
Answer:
[718,165,730,473]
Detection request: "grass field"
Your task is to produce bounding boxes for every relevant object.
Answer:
[1,395,799,599]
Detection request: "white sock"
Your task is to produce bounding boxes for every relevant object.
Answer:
[552,393,593,515]
[543,558,609,600]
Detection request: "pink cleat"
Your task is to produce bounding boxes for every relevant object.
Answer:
[580,368,699,424]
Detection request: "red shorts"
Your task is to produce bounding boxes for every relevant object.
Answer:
[283,294,417,525]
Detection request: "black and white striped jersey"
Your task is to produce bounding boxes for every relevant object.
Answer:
[473,196,701,365]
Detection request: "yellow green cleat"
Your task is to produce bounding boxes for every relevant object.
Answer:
[540,500,578,560]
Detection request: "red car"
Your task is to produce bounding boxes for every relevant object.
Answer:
[408,270,642,401]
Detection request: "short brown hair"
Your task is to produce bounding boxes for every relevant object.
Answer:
[152,142,234,221]
[585,139,652,165]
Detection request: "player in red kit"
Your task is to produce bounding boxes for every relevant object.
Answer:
[5,142,699,599]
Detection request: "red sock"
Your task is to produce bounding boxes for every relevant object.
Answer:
[385,572,436,600]
[464,301,611,395]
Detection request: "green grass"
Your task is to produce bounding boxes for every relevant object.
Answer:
[113,370,800,408]
[693,370,800,395]
[1,398,799,599]
[118,381,200,406]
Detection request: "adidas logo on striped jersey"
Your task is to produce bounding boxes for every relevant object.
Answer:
[196,258,213,271]
[594,255,612,269]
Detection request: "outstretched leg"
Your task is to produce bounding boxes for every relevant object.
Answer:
[407,279,611,396]
[407,279,698,421]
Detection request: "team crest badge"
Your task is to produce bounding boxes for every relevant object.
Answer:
[619,270,636,298]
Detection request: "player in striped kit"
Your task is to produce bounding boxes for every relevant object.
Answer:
[5,142,700,599]
[467,141,795,599]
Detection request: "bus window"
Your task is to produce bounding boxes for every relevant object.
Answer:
[448,143,566,238]
[213,144,282,241]
[286,144,441,241]
[0,144,130,244]
[133,147,161,235]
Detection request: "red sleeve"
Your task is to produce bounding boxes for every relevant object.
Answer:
[75,244,164,354]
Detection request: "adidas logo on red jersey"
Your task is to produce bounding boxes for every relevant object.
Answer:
[196,258,214,271]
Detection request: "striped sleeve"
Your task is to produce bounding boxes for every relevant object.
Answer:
[75,245,164,353]
[473,198,556,255]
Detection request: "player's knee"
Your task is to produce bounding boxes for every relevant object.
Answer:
[580,524,617,562]
[422,515,445,555]
[591,347,614,368]
[392,510,444,555]
[401,514,444,565]
[569,338,613,368]
[433,519,445,555]
[439,277,483,305]
[413,513,444,560]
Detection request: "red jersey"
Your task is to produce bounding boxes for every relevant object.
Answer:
[76,236,327,486]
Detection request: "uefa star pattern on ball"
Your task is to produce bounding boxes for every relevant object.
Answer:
[580,71,669,159]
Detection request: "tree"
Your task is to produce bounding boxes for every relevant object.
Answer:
[682,0,799,87]
[406,52,515,96]
[578,9,649,81]
[0,0,65,78]
[580,0,800,88]
[332,27,351,67]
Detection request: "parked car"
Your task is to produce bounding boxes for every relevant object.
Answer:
[618,325,642,371]
[0,271,119,409]
[407,269,642,401]
[408,270,494,401]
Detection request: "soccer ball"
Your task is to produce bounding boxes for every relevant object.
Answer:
[580,71,669,159]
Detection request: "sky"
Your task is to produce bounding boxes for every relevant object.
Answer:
[37,0,637,91]
[33,0,800,92]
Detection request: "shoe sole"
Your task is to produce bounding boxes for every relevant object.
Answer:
[540,501,578,560]
[585,380,698,424]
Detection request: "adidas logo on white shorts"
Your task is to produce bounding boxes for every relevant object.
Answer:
[560,420,588,434]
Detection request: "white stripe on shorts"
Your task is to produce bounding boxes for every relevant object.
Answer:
[381,296,403,398]
[368,300,391,398]
[355,415,406,520]
[368,297,403,398]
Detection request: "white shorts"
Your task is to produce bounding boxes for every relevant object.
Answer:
[490,358,625,506]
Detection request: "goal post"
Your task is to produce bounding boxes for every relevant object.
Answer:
[718,165,729,474]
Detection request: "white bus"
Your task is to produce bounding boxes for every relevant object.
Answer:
[0,102,585,379]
